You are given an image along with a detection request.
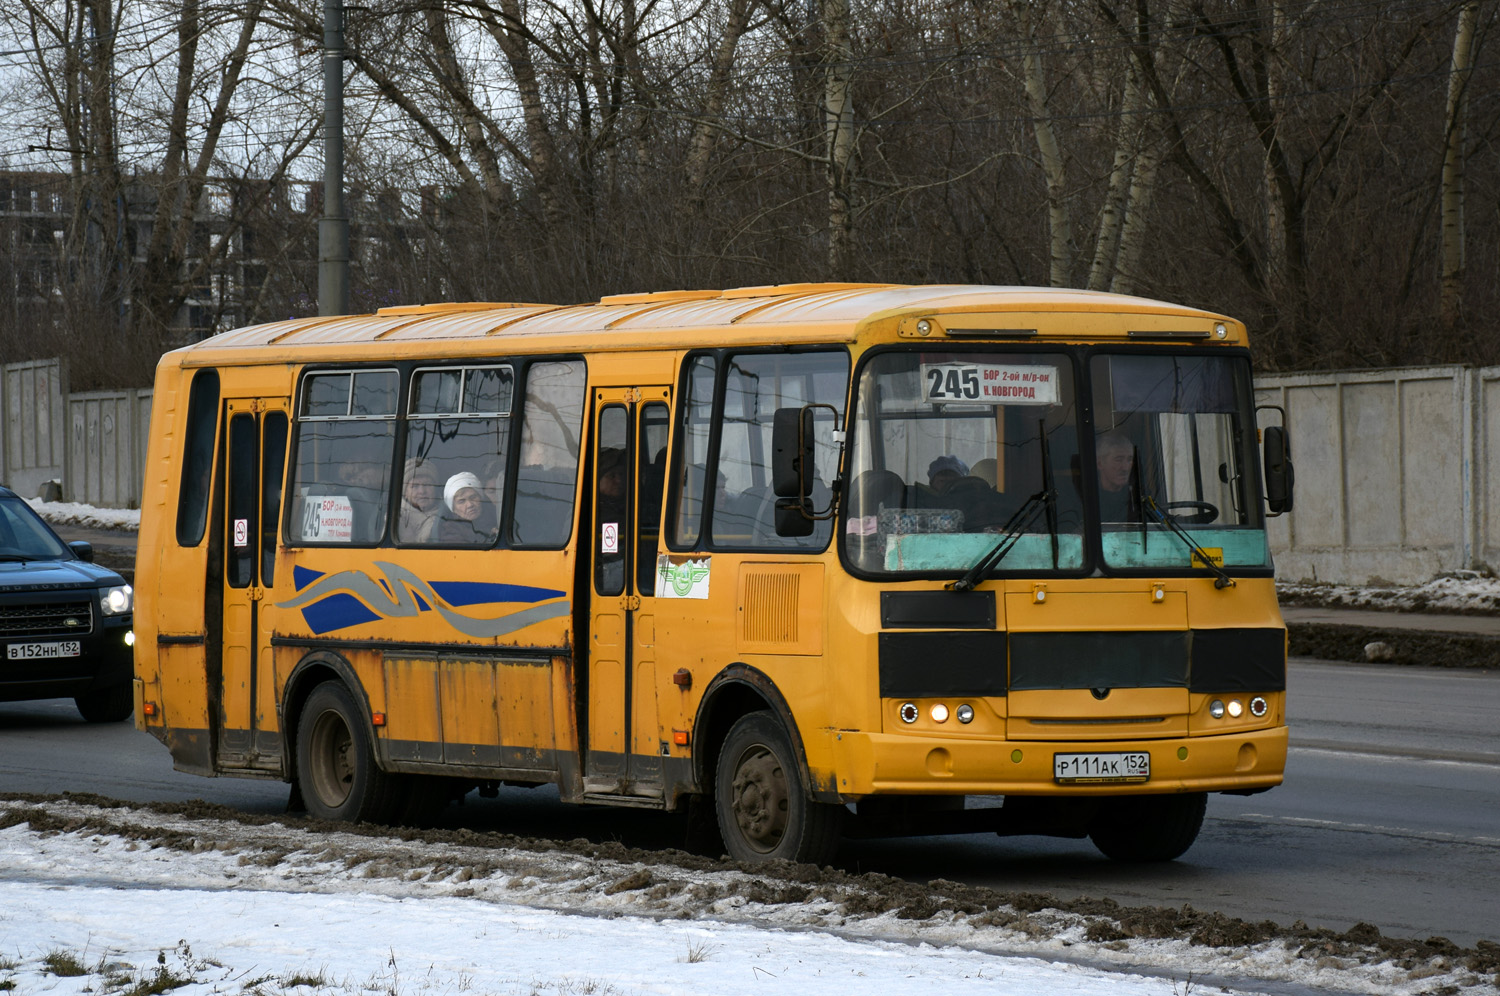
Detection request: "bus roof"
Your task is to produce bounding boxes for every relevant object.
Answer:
[168,284,1241,365]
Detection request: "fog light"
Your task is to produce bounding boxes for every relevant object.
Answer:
[1249,696,1268,718]
[956,704,974,724]
[930,703,949,723]
[899,702,918,724]
[1227,699,1244,718]
[1209,699,1225,719]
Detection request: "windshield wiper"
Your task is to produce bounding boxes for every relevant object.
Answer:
[949,419,1059,591]
[1141,495,1236,589]
[948,488,1056,591]
[0,554,33,563]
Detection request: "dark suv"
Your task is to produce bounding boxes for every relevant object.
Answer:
[0,486,134,722]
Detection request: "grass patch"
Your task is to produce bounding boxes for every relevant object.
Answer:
[42,949,90,977]
[678,939,715,964]
[280,971,328,988]
[124,964,196,996]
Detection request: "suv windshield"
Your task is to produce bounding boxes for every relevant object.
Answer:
[844,349,1084,574]
[0,494,70,560]
[1090,353,1269,570]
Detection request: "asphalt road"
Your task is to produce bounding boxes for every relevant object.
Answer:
[3,659,1497,947]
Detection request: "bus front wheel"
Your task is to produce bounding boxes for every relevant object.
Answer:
[714,711,842,866]
[1088,792,1207,862]
[296,682,400,823]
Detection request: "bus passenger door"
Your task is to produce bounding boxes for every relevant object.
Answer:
[584,388,670,798]
[217,397,290,770]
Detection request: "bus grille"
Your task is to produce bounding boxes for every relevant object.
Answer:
[0,600,95,638]
[741,572,799,644]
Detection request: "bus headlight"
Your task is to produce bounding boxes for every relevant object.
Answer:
[930,703,949,723]
[956,704,974,724]
[1209,699,1225,719]
[1227,699,1244,718]
[1249,696,1268,718]
[101,584,134,616]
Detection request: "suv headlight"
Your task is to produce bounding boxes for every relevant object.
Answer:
[101,584,133,616]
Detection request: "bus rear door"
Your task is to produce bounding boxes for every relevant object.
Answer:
[584,387,670,800]
[217,396,289,771]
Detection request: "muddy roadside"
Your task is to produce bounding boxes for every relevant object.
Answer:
[3,792,1497,993]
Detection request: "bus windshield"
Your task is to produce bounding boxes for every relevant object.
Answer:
[845,349,1085,574]
[844,347,1270,576]
[1090,352,1269,571]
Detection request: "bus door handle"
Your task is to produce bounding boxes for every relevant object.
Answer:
[618,595,641,611]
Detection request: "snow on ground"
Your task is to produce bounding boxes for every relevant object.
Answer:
[1278,571,1500,615]
[28,497,140,532]
[2,798,1496,996]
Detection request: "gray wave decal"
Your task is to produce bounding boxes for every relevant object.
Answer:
[275,561,571,639]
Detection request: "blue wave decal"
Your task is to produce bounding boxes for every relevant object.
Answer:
[429,581,562,607]
[301,592,382,634]
[276,561,569,638]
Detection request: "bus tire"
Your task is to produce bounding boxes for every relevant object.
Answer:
[74,684,133,723]
[1088,792,1207,862]
[296,681,401,823]
[714,711,842,866]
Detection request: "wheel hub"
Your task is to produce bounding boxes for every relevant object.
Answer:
[308,709,355,808]
[731,745,788,851]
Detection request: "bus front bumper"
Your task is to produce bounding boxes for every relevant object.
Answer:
[827,725,1287,798]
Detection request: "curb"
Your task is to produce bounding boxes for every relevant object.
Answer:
[1288,621,1500,669]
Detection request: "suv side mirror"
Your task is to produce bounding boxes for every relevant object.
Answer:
[1263,424,1294,515]
[772,407,814,498]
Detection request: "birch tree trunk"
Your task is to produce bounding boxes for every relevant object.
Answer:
[823,0,856,278]
[1014,2,1072,287]
[1441,1,1479,330]
[1088,66,1145,292]
[683,0,756,214]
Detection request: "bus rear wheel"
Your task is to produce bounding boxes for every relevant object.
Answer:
[714,711,842,866]
[1088,792,1207,862]
[296,682,400,823]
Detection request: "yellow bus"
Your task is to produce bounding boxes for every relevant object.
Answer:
[134,284,1293,865]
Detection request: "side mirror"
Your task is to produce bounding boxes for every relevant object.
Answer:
[772,407,814,498]
[69,540,95,563]
[774,498,815,537]
[1263,425,1294,515]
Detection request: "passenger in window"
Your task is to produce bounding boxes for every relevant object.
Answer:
[343,461,389,542]
[597,448,627,523]
[1096,431,1138,522]
[479,454,507,510]
[926,455,969,495]
[439,472,496,544]
[399,460,441,542]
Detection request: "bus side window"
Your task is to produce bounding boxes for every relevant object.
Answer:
[288,369,398,545]
[176,369,220,547]
[510,360,586,548]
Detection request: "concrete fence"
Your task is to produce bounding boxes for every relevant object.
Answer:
[2,358,152,509]
[1257,365,1493,585]
[0,356,1489,585]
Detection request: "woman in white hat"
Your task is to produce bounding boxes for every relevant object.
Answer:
[439,471,496,543]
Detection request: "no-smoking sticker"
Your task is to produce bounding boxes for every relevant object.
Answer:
[601,521,619,553]
[233,517,249,548]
